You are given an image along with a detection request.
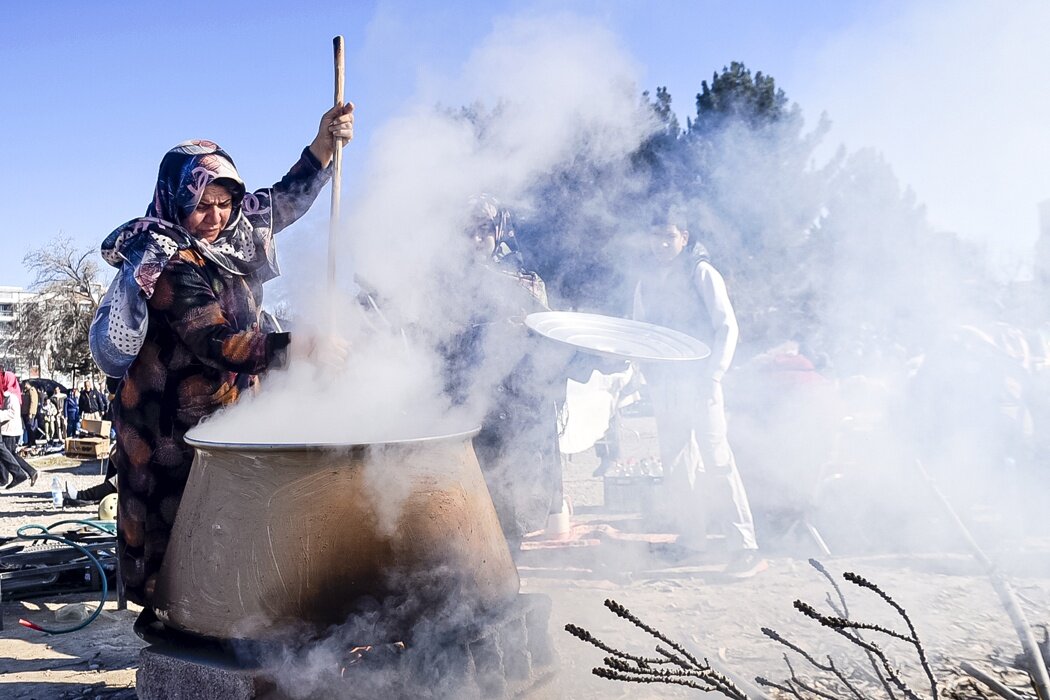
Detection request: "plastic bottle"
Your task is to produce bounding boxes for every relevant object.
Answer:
[50,477,63,509]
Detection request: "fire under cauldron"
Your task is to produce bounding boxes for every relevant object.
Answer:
[151,427,521,642]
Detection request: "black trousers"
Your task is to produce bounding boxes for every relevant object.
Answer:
[78,478,117,503]
[0,436,36,484]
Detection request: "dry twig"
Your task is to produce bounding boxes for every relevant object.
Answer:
[809,559,899,698]
[565,598,751,699]
[758,559,938,700]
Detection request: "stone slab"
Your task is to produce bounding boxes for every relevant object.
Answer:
[136,594,558,699]
[137,646,275,700]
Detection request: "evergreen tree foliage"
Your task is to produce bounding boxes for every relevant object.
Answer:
[462,61,994,368]
[690,61,791,134]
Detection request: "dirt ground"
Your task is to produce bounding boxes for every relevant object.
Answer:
[2,427,1049,699]
[0,452,142,699]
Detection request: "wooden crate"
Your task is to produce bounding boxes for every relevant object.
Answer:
[81,419,112,437]
[64,437,111,459]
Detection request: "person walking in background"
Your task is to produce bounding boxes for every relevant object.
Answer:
[633,218,765,578]
[65,387,80,437]
[0,368,19,486]
[102,380,117,440]
[0,372,38,488]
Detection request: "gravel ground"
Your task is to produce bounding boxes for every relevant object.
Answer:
[2,429,1049,699]
[0,452,115,532]
[1,451,143,700]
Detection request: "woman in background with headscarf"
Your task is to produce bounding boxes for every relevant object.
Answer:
[0,372,38,488]
[92,103,353,614]
[442,194,577,545]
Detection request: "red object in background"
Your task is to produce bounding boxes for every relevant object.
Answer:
[759,352,828,388]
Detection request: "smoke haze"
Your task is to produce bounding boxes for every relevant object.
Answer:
[196,15,658,444]
[193,3,1050,565]
[187,7,1050,695]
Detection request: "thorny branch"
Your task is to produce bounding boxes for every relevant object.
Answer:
[756,559,939,700]
[791,588,934,700]
[842,570,939,697]
[759,626,865,699]
[565,598,749,699]
[809,559,899,699]
[781,654,841,700]
[567,561,1042,699]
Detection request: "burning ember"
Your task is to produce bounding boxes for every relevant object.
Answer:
[341,641,406,673]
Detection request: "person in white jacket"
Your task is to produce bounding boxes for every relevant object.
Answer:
[0,372,37,488]
[633,221,764,578]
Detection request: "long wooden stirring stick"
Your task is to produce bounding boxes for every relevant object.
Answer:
[329,35,345,293]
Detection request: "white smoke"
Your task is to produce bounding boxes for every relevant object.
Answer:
[196,15,657,445]
[179,6,1050,698]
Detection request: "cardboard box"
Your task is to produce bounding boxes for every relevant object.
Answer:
[64,437,111,459]
[81,419,111,437]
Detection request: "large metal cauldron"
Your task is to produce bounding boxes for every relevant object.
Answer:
[152,428,520,641]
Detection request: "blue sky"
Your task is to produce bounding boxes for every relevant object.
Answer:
[2,0,1046,286]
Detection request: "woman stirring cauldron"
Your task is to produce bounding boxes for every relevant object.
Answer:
[90,104,353,623]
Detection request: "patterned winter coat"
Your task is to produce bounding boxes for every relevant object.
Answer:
[106,141,329,607]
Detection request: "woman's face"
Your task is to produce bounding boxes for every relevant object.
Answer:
[469,216,497,261]
[472,229,496,260]
[183,183,234,242]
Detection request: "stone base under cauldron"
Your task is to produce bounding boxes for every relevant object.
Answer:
[136,593,558,700]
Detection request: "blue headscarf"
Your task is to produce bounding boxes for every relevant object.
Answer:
[90,140,280,378]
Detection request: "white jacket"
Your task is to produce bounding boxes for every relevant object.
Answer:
[0,391,24,438]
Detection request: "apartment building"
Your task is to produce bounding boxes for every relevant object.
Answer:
[0,286,39,375]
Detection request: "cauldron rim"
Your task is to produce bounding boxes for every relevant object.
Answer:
[184,425,481,453]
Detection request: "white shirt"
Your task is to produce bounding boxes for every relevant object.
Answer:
[633,259,739,380]
[0,391,24,437]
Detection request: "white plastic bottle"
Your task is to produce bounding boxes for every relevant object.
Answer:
[50,477,63,509]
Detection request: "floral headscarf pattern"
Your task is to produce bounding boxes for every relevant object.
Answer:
[90,140,281,378]
[468,193,548,308]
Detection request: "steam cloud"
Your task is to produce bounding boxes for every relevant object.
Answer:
[193,15,658,445]
[187,6,1049,697]
[192,5,1049,569]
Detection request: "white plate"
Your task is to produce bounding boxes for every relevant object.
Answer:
[525,311,710,362]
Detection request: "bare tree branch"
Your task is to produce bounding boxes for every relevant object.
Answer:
[12,236,104,377]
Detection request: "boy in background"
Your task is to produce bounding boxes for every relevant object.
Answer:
[634,220,765,578]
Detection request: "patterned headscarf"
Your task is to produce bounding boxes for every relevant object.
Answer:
[468,193,525,270]
[90,140,280,378]
[467,194,548,308]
